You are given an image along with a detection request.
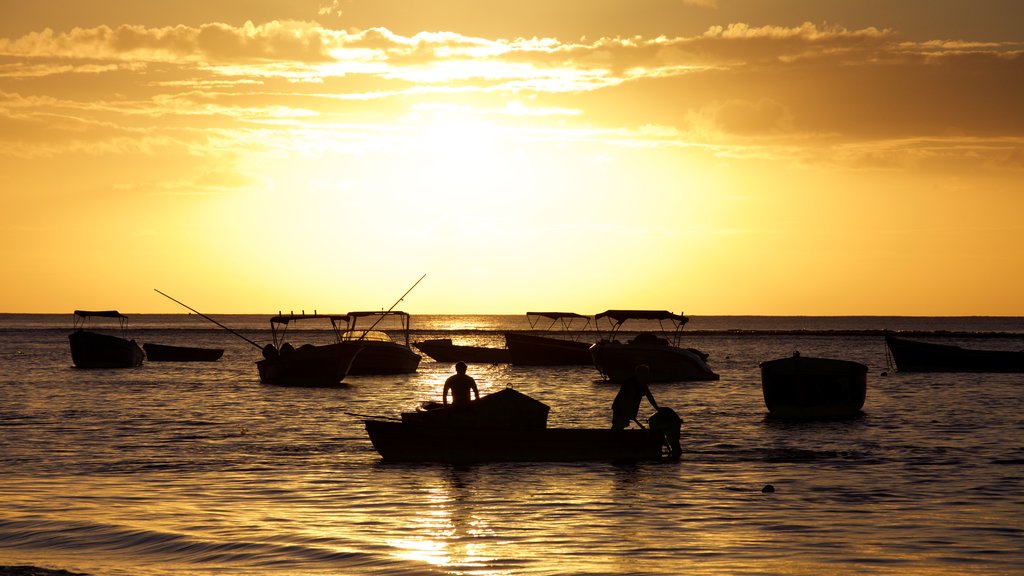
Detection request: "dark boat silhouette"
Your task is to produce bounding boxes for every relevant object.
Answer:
[503,312,593,365]
[413,338,511,363]
[68,310,144,368]
[143,342,224,362]
[256,314,362,387]
[342,311,421,375]
[885,335,1024,372]
[363,387,677,463]
[759,353,868,419]
[590,310,719,383]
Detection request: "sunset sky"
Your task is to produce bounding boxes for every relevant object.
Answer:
[2,0,1022,315]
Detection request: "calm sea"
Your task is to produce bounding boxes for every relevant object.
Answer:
[1,314,1022,575]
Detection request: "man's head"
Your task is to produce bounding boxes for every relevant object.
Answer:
[455,361,468,374]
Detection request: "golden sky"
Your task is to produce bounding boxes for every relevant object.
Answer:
[2,0,1022,315]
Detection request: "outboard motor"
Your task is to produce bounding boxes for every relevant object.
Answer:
[647,407,682,460]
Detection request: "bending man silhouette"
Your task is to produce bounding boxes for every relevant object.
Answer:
[612,364,659,429]
[443,361,479,407]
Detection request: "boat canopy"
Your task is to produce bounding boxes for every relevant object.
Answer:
[74,310,128,319]
[269,314,350,325]
[525,312,588,320]
[347,310,410,319]
[595,310,688,324]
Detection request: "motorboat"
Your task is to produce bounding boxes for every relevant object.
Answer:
[342,311,421,375]
[68,310,144,368]
[504,312,593,365]
[363,387,679,463]
[414,338,511,363]
[590,310,719,383]
[759,352,868,419]
[256,313,362,387]
[143,342,224,362]
[885,334,1024,373]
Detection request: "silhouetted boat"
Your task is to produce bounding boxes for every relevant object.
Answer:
[256,314,362,387]
[363,388,674,463]
[884,335,1024,372]
[759,353,868,419]
[590,310,719,383]
[343,311,421,375]
[413,338,511,363]
[143,342,224,362]
[504,312,593,365]
[68,310,144,368]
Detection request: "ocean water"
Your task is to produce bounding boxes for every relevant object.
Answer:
[1,314,1022,576]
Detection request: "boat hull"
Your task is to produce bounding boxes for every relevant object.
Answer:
[885,335,1024,373]
[365,421,665,463]
[590,342,719,383]
[143,343,224,362]
[347,341,421,375]
[69,330,144,368]
[504,333,593,365]
[759,355,867,419]
[414,339,511,363]
[256,342,361,387]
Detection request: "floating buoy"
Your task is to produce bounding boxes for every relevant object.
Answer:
[761,484,775,493]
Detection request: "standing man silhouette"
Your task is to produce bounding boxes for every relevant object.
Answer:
[443,361,479,407]
[612,364,659,429]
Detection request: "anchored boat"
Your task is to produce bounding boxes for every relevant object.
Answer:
[590,310,719,383]
[504,312,593,365]
[68,310,144,368]
[759,353,868,419]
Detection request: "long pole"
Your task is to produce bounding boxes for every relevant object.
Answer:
[154,289,264,350]
[359,274,426,340]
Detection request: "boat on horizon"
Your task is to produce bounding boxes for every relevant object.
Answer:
[504,312,594,365]
[256,313,362,387]
[590,310,719,383]
[68,310,144,369]
[343,311,421,375]
[413,338,511,363]
[363,387,678,463]
[759,352,868,419]
[884,334,1024,372]
[143,342,224,362]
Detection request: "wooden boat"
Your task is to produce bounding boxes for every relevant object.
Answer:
[504,312,593,365]
[256,314,363,387]
[143,342,224,362]
[590,310,719,383]
[68,310,144,368]
[342,311,421,375]
[759,353,868,419]
[363,388,674,463]
[885,335,1024,373]
[413,338,511,363]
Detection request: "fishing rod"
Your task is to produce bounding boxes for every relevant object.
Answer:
[154,289,264,350]
[358,274,426,341]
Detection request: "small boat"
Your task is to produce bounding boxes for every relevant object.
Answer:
[143,342,224,362]
[885,334,1024,373]
[68,310,144,368]
[256,314,363,387]
[343,311,421,375]
[363,388,677,463]
[590,310,719,383]
[759,353,868,419]
[413,338,511,363]
[504,312,593,365]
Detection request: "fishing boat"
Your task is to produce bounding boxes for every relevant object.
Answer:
[759,353,868,419]
[256,314,363,387]
[503,312,593,365]
[413,338,511,363]
[143,342,224,362]
[363,387,678,463]
[342,311,421,375]
[590,310,719,383]
[885,335,1024,373]
[68,310,144,368]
